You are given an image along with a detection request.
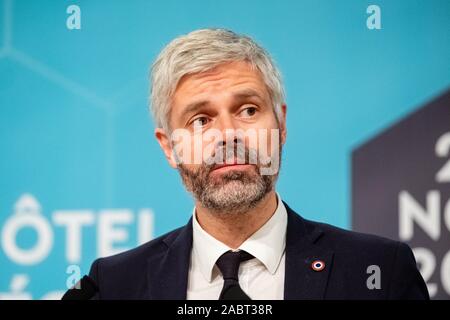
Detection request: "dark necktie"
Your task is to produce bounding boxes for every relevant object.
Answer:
[216,250,254,300]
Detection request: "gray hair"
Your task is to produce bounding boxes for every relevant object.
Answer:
[149,28,285,131]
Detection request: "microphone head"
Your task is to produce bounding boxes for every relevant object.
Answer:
[61,275,98,300]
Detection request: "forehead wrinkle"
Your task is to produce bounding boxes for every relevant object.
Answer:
[176,61,264,95]
[181,73,261,96]
[171,62,271,126]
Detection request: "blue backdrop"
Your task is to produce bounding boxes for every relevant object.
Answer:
[0,0,449,299]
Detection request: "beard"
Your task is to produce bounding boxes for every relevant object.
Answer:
[177,139,282,215]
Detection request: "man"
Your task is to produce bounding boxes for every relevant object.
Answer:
[86,29,429,300]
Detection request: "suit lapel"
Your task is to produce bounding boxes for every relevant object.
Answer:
[283,203,334,299]
[146,218,193,299]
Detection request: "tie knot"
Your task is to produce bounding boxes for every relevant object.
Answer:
[216,250,254,281]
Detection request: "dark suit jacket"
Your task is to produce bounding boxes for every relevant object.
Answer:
[88,202,429,299]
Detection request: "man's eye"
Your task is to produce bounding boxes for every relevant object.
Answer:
[239,106,257,118]
[192,116,209,127]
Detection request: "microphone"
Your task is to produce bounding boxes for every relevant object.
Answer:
[61,275,98,300]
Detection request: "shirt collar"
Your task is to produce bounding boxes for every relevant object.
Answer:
[191,192,287,283]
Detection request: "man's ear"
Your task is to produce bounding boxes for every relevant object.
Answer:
[280,104,287,145]
[155,128,178,169]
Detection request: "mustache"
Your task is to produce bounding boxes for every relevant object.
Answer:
[177,136,280,179]
[204,143,261,172]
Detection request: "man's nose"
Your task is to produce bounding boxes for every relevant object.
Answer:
[214,114,241,148]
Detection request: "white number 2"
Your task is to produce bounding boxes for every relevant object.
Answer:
[435,132,450,183]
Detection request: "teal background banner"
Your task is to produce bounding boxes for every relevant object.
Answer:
[0,0,449,299]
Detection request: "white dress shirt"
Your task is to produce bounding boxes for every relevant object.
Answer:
[186,193,287,300]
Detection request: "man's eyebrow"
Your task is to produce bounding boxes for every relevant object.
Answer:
[179,89,266,120]
[180,100,211,119]
[232,88,265,101]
